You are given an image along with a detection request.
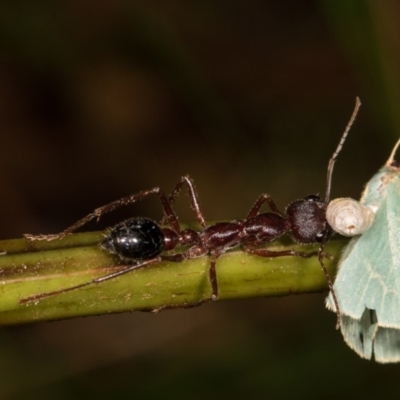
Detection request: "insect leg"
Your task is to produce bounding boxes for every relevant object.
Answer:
[19,257,162,304]
[243,243,318,258]
[246,194,283,219]
[318,233,341,329]
[208,254,219,300]
[161,175,206,228]
[164,243,219,301]
[25,187,180,241]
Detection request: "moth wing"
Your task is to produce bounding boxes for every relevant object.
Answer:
[381,176,400,327]
[340,311,376,360]
[325,226,382,360]
[373,326,400,363]
[325,207,394,322]
[327,174,400,361]
[340,308,400,362]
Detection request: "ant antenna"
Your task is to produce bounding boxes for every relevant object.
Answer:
[320,97,361,329]
[325,97,361,203]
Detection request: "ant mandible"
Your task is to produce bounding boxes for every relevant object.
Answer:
[22,98,362,329]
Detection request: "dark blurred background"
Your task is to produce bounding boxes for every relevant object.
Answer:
[1,1,400,398]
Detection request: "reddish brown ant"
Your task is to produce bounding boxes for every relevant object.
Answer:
[22,98,362,329]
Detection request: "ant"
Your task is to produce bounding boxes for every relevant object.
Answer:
[22,98,362,329]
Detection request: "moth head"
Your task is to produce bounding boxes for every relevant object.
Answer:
[326,197,375,237]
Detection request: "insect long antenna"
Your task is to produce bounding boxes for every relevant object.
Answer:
[386,138,400,166]
[320,97,362,329]
[325,97,361,204]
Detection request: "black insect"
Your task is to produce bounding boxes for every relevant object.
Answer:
[22,98,362,329]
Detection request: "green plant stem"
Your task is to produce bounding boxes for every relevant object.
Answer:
[0,233,346,325]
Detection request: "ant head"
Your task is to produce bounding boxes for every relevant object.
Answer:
[286,195,330,244]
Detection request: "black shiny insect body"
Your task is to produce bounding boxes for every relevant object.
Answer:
[102,218,166,260]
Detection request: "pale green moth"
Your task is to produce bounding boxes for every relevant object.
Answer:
[326,138,400,363]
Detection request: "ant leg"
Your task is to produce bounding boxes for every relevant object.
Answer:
[247,194,283,219]
[19,257,162,304]
[243,243,318,258]
[165,246,219,301]
[161,175,206,228]
[245,238,341,329]
[25,187,181,241]
[20,249,212,306]
[319,233,341,329]
[155,252,220,311]
[208,254,219,300]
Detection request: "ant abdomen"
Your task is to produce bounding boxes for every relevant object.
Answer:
[101,217,165,260]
